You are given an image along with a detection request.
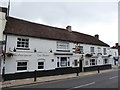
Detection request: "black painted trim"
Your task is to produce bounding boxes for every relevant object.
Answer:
[4,67,79,81]
[56,50,70,52]
[54,53,73,55]
[4,64,112,81]
[84,64,112,72]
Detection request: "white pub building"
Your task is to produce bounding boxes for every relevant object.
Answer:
[0,7,118,81]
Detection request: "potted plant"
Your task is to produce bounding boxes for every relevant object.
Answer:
[6,52,13,57]
[108,54,112,57]
[85,54,93,57]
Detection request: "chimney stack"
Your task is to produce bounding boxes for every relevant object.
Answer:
[115,43,119,47]
[66,25,72,32]
[94,34,99,39]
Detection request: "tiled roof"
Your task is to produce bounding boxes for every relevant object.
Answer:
[4,17,109,47]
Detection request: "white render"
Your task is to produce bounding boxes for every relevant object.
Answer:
[1,34,116,74]
[0,11,6,41]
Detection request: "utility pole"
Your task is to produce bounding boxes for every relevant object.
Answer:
[7,0,10,16]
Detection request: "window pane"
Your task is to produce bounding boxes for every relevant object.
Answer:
[38,66,44,69]
[22,39,25,41]
[91,47,94,53]
[38,62,44,65]
[17,67,27,70]
[74,60,78,66]
[57,62,59,67]
[61,57,67,66]
[18,38,21,41]
[17,61,27,71]
[17,62,27,66]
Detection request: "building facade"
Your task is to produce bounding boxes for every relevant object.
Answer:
[0,7,117,81]
[111,43,120,65]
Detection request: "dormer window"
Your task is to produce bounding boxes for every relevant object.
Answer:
[17,38,29,50]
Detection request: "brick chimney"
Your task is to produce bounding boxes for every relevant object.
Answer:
[115,43,119,48]
[66,25,72,32]
[94,34,99,39]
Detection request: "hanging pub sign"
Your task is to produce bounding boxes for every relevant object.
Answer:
[75,45,81,54]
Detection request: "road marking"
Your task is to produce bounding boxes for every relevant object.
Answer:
[72,82,95,89]
[109,76,118,79]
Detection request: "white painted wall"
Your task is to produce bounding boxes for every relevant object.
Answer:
[0,12,6,41]
[109,48,118,65]
[3,35,112,74]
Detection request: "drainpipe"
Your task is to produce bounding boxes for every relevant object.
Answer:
[2,34,7,81]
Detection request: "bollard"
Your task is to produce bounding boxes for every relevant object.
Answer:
[76,68,79,76]
[34,70,37,82]
[98,67,100,73]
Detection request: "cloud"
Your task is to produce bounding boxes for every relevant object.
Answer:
[0,1,118,46]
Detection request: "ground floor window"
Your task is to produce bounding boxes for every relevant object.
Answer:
[57,57,70,67]
[104,59,108,64]
[74,59,78,66]
[90,59,96,66]
[85,60,88,66]
[38,60,44,69]
[17,61,28,71]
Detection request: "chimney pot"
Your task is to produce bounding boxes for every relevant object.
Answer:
[115,43,119,47]
[66,25,72,32]
[94,34,99,39]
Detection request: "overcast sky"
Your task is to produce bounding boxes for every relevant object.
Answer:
[0,0,119,47]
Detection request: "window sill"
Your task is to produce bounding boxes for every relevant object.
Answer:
[16,70,28,73]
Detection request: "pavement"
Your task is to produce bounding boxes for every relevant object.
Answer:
[1,65,119,89]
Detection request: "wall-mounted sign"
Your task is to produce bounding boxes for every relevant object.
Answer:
[13,54,32,57]
[37,54,49,57]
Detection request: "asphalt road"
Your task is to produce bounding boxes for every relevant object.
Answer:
[4,69,120,90]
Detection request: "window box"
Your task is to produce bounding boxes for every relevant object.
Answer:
[108,55,112,57]
[85,54,93,57]
[6,52,14,57]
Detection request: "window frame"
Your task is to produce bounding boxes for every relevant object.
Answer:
[104,59,108,64]
[57,57,70,68]
[103,48,107,55]
[90,59,96,66]
[74,59,78,66]
[79,46,84,54]
[16,60,28,71]
[37,60,45,70]
[90,47,95,53]
[16,37,29,50]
